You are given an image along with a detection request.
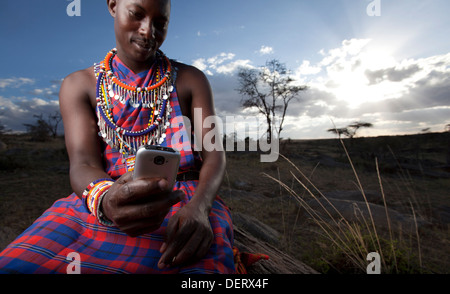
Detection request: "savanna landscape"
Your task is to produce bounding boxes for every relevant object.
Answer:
[0,131,449,274]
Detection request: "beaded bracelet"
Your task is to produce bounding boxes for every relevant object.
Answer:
[82,179,115,227]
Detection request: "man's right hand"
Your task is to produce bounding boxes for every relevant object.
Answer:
[101,172,184,237]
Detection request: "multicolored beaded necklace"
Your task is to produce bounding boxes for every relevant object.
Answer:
[95,48,173,159]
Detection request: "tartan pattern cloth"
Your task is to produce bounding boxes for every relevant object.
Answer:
[0,55,235,274]
[233,247,269,274]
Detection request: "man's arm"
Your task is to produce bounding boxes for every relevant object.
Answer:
[59,68,110,198]
[158,65,226,268]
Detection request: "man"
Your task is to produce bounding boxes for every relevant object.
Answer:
[0,0,235,274]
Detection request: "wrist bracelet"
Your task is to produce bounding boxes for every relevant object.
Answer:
[82,179,115,227]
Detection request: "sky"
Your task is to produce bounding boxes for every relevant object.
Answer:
[0,0,449,140]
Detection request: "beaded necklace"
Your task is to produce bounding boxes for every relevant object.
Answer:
[96,48,173,158]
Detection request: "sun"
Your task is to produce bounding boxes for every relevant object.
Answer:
[320,40,401,109]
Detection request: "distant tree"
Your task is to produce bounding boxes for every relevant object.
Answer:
[327,127,351,139]
[237,59,307,143]
[347,121,373,138]
[23,112,62,141]
[46,111,63,138]
[0,113,11,136]
[445,124,450,132]
[328,121,374,139]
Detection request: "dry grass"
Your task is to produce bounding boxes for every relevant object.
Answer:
[223,134,450,274]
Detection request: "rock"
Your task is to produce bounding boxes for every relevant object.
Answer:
[311,155,350,168]
[233,227,319,274]
[232,212,281,245]
[323,190,382,204]
[219,187,265,203]
[305,197,430,232]
[233,180,254,191]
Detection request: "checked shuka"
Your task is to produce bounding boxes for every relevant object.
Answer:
[0,55,236,274]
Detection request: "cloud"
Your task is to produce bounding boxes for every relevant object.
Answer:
[0,78,63,133]
[192,52,253,76]
[284,39,450,137]
[192,41,450,138]
[0,96,60,132]
[296,60,322,76]
[0,77,35,89]
[258,46,274,56]
[365,64,421,84]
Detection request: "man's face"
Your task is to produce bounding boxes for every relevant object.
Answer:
[109,0,171,66]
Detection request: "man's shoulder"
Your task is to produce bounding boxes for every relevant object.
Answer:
[59,66,96,101]
[63,66,96,84]
[171,60,209,83]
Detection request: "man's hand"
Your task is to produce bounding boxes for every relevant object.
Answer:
[101,172,184,237]
[157,202,214,269]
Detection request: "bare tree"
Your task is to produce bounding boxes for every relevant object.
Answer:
[47,111,63,138]
[23,111,62,141]
[237,59,307,142]
[347,121,373,138]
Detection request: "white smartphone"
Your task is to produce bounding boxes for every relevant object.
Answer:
[133,145,181,189]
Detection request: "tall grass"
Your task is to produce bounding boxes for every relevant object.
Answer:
[263,139,425,274]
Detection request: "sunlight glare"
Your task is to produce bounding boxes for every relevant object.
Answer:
[325,42,401,108]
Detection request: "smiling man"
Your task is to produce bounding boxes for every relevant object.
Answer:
[0,0,235,274]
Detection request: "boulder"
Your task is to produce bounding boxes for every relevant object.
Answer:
[232,212,281,245]
[305,197,430,232]
[323,190,382,204]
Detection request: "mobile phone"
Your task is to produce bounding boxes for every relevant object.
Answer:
[133,145,181,189]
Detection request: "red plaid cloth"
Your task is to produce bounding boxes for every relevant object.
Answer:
[233,247,269,274]
[0,55,235,274]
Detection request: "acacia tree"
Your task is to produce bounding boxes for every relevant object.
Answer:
[328,121,373,139]
[237,59,307,142]
[327,127,351,139]
[347,121,373,138]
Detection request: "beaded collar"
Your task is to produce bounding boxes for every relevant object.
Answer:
[95,48,173,158]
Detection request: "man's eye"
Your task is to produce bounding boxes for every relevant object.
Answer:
[129,10,143,19]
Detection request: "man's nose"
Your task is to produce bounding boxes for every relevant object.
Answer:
[138,18,155,39]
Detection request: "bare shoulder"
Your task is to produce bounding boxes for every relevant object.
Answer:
[172,61,205,78]
[172,61,211,90]
[62,66,96,88]
[59,66,97,106]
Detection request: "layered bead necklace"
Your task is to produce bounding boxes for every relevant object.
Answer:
[96,48,173,159]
